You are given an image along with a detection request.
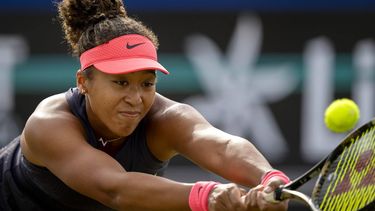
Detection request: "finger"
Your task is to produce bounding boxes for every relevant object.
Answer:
[263,178,285,193]
[259,190,289,211]
[208,187,228,211]
[253,184,264,191]
[216,184,236,210]
[239,187,247,195]
[257,190,269,210]
[248,188,259,207]
[228,186,246,210]
[247,184,264,197]
[216,200,228,211]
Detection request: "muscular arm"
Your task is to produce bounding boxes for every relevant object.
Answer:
[188,126,273,186]
[150,97,273,187]
[21,96,192,211]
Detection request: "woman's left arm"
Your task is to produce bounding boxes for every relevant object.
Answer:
[153,101,274,187]
[184,125,273,187]
[150,97,289,210]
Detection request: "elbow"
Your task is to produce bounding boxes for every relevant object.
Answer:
[105,194,129,211]
[93,174,133,210]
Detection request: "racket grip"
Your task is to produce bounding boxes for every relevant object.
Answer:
[264,188,283,203]
[264,192,279,203]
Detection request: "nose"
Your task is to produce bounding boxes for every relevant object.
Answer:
[123,85,142,106]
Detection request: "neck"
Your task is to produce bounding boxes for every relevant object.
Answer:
[98,136,125,147]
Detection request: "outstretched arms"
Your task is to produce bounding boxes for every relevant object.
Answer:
[21,98,192,211]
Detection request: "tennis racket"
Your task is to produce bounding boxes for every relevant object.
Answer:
[265,118,375,211]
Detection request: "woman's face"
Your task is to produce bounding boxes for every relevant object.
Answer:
[78,68,157,138]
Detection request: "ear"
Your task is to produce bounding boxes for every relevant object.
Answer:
[76,70,88,94]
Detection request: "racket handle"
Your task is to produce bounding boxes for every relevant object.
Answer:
[265,189,320,211]
[264,188,283,203]
[264,192,279,203]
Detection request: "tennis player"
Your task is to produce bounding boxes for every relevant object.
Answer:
[0,0,289,210]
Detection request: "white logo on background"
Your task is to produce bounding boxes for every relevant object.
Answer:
[184,15,298,160]
[301,38,375,161]
[183,14,375,162]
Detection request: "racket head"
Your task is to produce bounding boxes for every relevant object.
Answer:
[311,119,375,211]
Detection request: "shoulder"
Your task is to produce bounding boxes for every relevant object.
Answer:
[148,93,203,124]
[37,93,68,110]
[21,93,85,166]
[146,93,211,153]
[27,93,77,125]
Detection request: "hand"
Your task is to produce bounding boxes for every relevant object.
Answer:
[262,176,288,194]
[258,171,289,210]
[242,185,288,211]
[259,186,288,211]
[241,185,263,211]
[208,183,248,211]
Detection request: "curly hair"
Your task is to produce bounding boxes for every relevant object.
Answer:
[57,0,159,57]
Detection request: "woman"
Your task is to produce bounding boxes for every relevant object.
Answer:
[0,0,289,210]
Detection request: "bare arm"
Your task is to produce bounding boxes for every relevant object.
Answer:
[21,98,192,211]
[188,127,273,186]
[150,98,274,187]
[148,99,289,210]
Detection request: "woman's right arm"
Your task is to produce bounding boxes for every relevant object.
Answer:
[21,107,193,211]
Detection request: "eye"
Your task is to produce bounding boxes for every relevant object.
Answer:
[113,80,128,86]
[143,81,155,87]
[143,78,157,87]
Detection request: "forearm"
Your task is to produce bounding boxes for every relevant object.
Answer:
[107,172,192,211]
[213,136,273,187]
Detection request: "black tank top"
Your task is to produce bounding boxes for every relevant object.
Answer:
[0,88,168,211]
[66,87,168,174]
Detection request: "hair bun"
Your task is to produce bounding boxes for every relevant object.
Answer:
[58,0,127,54]
[58,0,158,57]
[59,0,127,31]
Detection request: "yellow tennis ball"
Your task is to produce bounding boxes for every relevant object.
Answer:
[324,98,360,133]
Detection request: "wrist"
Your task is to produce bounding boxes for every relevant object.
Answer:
[189,181,220,211]
[261,170,290,186]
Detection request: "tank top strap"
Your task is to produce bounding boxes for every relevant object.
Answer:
[65,88,100,148]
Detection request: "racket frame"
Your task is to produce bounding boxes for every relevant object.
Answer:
[266,118,375,210]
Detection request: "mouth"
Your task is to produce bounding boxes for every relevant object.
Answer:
[118,110,142,119]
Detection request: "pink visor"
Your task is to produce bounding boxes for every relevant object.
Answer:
[79,34,169,74]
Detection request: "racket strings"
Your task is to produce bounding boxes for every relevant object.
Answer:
[330,127,374,210]
[317,125,375,211]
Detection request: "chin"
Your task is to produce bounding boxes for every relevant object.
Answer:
[110,118,142,137]
[116,125,138,137]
